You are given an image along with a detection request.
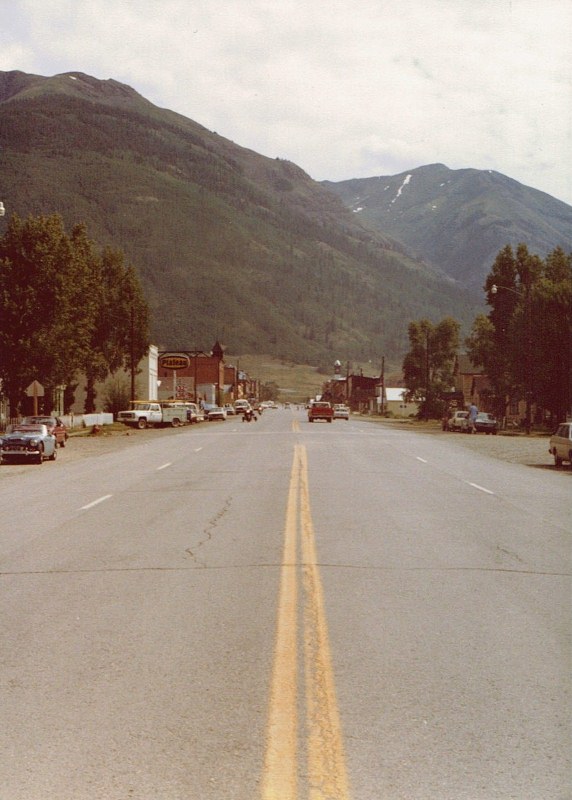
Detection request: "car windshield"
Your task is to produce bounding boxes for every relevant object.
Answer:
[13,425,44,434]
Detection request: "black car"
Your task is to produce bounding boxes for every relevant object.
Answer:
[474,412,498,434]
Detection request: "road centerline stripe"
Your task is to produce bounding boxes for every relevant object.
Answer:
[299,446,351,800]
[156,462,172,471]
[262,444,300,800]
[262,444,351,799]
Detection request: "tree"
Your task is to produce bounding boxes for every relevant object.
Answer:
[467,244,571,425]
[531,247,571,422]
[402,317,460,419]
[0,214,150,415]
[0,214,95,414]
[83,249,149,412]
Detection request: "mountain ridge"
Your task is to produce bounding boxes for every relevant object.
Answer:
[323,163,572,289]
[3,69,562,369]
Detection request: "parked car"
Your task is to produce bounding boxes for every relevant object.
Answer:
[1,424,57,464]
[224,404,236,416]
[549,422,572,467]
[185,403,205,423]
[447,410,469,432]
[333,404,350,420]
[207,406,226,421]
[474,412,498,434]
[21,415,68,446]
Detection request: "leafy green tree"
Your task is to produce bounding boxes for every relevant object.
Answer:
[402,317,460,419]
[529,247,571,422]
[0,214,95,414]
[0,214,150,415]
[467,244,571,425]
[83,249,149,412]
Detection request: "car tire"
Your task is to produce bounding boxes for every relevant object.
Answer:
[137,418,147,429]
[554,452,563,467]
[36,446,44,464]
[49,448,57,461]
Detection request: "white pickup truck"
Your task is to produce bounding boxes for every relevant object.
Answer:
[117,402,187,429]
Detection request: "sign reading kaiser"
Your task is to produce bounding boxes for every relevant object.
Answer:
[160,353,191,370]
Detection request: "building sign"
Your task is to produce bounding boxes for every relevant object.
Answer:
[159,353,191,370]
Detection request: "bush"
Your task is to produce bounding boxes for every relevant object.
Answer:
[102,376,132,417]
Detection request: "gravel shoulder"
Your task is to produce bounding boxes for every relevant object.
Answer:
[62,424,190,462]
[368,418,567,471]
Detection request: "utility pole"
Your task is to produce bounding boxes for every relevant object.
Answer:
[425,329,430,421]
[380,356,385,415]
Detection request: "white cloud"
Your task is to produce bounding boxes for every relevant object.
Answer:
[2,0,571,203]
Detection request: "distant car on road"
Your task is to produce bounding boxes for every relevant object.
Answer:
[1,424,57,464]
[474,412,498,434]
[224,404,236,416]
[549,422,572,467]
[207,407,226,421]
[22,415,68,446]
[308,401,334,423]
[333,404,350,420]
[234,400,251,414]
[448,410,469,432]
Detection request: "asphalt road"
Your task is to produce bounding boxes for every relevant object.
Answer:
[1,410,570,799]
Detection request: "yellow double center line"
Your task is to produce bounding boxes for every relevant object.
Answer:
[262,444,351,800]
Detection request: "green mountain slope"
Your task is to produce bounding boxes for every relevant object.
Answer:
[0,71,480,366]
[324,164,572,289]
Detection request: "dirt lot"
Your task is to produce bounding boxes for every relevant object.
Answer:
[60,424,189,463]
[370,418,567,470]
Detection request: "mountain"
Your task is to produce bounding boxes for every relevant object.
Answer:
[323,164,572,290]
[1,71,479,367]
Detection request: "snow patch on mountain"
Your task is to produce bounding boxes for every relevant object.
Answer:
[390,174,412,205]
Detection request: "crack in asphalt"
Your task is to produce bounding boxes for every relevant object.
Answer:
[185,496,233,566]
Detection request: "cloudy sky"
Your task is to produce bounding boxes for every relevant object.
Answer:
[2,0,571,204]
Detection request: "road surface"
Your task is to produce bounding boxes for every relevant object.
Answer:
[1,409,570,798]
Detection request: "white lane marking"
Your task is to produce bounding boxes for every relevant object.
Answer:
[416,457,428,463]
[157,462,172,471]
[81,494,112,510]
[467,482,494,495]
[194,447,203,452]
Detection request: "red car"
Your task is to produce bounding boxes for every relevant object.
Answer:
[22,416,68,447]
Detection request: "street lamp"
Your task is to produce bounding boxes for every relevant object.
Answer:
[491,282,532,434]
